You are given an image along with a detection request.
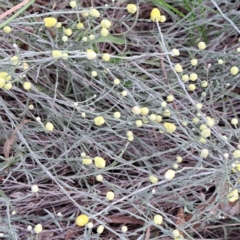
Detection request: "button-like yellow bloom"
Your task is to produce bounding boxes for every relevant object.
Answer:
[164,169,176,180]
[101,28,109,37]
[10,56,19,65]
[45,122,54,131]
[100,19,112,28]
[102,53,111,61]
[198,41,206,50]
[150,8,161,22]
[44,17,57,28]
[23,82,31,90]
[64,28,72,36]
[140,107,149,116]
[230,66,239,75]
[76,214,89,226]
[94,116,105,126]
[126,4,137,14]
[34,224,43,234]
[154,214,163,225]
[3,26,11,34]
[106,191,115,200]
[227,189,239,202]
[86,49,97,60]
[89,8,100,18]
[149,175,158,184]
[164,122,176,133]
[4,82,12,90]
[77,22,84,29]
[52,50,63,59]
[94,157,106,168]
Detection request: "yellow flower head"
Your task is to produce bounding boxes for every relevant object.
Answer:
[94,156,106,168]
[164,169,176,180]
[45,122,54,131]
[150,8,161,22]
[101,28,109,37]
[164,122,176,133]
[76,214,89,226]
[0,78,5,88]
[77,22,84,29]
[126,4,137,14]
[44,17,57,28]
[82,156,92,165]
[0,72,11,81]
[233,150,240,158]
[154,214,163,225]
[3,26,11,34]
[140,107,149,116]
[89,8,100,18]
[10,56,19,66]
[86,49,97,60]
[4,82,12,90]
[100,19,112,28]
[227,189,239,202]
[23,82,31,90]
[198,41,206,50]
[94,116,105,126]
[149,175,158,184]
[174,63,183,73]
[34,224,43,234]
[106,191,115,200]
[52,50,63,59]
[230,66,239,75]
[64,28,72,36]
[102,53,111,61]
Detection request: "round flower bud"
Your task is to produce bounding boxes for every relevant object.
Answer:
[149,114,156,121]
[45,122,54,131]
[188,84,196,91]
[150,8,161,22]
[28,104,34,110]
[163,109,171,117]
[27,225,32,231]
[173,163,179,169]
[154,214,163,225]
[195,103,202,109]
[172,229,180,237]
[62,36,68,42]
[181,121,187,127]
[86,49,97,60]
[128,136,134,141]
[164,122,176,133]
[140,107,149,116]
[56,22,62,28]
[201,81,208,87]
[91,71,97,77]
[171,49,180,57]
[3,26,12,34]
[164,169,176,180]
[127,131,133,137]
[206,117,215,127]
[218,59,223,64]
[182,74,189,82]
[126,4,137,14]
[94,157,106,168]
[100,19,111,28]
[161,101,167,107]
[200,149,209,158]
[201,128,211,138]
[43,17,57,28]
[135,120,143,127]
[113,78,120,85]
[106,191,115,201]
[31,185,39,193]
[4,82,12,90]
[159,15,166,23]
[89,34,95,40]
[223,153,229,159]
[155,115,162,123]
[89,8,100,18]
[199,137,206,143]
[132,106,140,114]
[198,41,206,50]
[191,59,198,66]
[94,116,105,126]
[77,22,84,29]
[121,225,128,233]
[121,90,127,96]
[97,225,104,234]
[70,1,76,8]
[96,174,103,182]
[233,150,240,158]
[231,118,238,125]
[190,73,198,81]
[81,11,89,17]
[167,94,174,102]
[102,53,111,61]
[82,156,92,165]
[176,156,182,163]
[149,175,158,184]
[76,214,89,226]
[227,189,239,202]
[113,111,121,119]
[174,63,183,73]
[34,224,43,234]
[192,117,199,124]
[64,28,72,36]
[52,50,62,59]
[87,222,93,229]
[82,37,87,42]
[10,56,19,65]
[101,28,109,37]
[230,66,239,75]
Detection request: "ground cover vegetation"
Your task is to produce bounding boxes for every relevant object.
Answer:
[0,0,240,239]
